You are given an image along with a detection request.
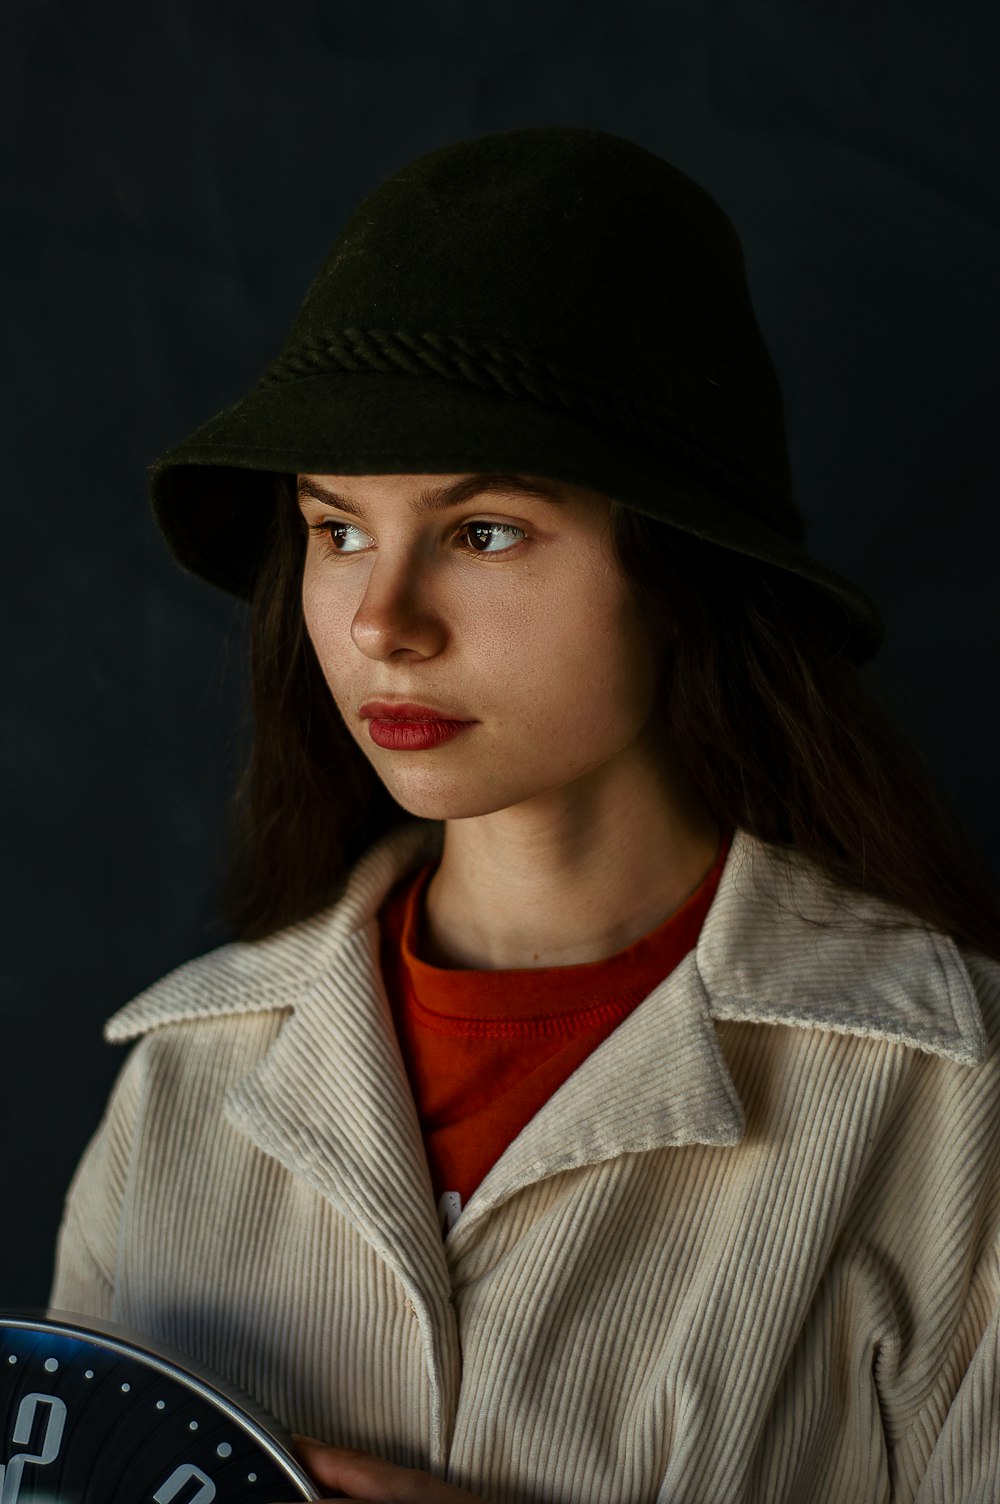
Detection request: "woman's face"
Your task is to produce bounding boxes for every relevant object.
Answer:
[298,471,668,822]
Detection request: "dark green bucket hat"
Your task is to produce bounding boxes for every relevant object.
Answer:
[149,125,884,664]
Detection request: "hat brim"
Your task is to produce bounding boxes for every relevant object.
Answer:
[150,370,884,663]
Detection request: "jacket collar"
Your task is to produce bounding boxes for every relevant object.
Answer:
[101,820,989,1376]
[105,817,987,1067]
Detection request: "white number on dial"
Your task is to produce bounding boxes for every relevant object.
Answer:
[0,1392,66,1503]
[154,1461,218,1502]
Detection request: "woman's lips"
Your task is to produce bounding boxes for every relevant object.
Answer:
[359,701,475,750]
[366,718,474,751]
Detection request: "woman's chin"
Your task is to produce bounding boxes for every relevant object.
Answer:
[380,778,519,824]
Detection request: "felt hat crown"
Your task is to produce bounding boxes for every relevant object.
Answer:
[149,125,884,664]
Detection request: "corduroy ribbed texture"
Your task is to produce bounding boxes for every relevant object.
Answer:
[49,823,1000,1503]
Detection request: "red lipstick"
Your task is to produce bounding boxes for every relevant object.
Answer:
[359,700,475,752]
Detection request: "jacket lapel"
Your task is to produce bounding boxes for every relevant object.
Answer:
[106,820,463,1456]
[220,916,463,1458]
[443,832,987,1243]
[450,948,745,1241]
[221,918,450,1294]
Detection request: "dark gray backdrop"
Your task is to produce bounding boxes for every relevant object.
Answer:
[4,0,997,1307]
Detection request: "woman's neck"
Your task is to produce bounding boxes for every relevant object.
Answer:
[421,739,723,971]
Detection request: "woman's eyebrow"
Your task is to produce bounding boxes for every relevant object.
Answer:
[295,473,568,519]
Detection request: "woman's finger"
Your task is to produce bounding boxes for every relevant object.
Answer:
[288,1435,490,1504]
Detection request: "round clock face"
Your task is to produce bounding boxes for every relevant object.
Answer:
[0,1309,320,1501]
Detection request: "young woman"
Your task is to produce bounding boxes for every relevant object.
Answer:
[49,128,1000,1504]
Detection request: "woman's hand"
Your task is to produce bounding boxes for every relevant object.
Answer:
[281,1434,491,1503]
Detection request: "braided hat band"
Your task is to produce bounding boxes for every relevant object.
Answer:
[148,126,885,664]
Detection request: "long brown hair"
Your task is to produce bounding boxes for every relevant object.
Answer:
[216,473,1000,963]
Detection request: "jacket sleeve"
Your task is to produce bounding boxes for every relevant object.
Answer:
[894,948,1000,1501]
[47,1042,145,1324]
[910,1242,1000,1503]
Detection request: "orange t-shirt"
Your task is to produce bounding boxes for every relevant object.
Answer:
[379,829,733,1234]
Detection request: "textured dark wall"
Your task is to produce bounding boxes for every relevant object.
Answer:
[4,0,997,1306]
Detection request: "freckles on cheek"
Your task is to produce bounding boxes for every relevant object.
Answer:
[303,566,348,637]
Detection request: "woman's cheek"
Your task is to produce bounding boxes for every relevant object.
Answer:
[302,580,351,667]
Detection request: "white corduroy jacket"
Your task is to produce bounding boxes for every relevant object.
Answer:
[49,821,1000,1504]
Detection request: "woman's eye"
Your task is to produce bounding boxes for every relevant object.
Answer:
[308,519,369,554]
[460,521,525,555]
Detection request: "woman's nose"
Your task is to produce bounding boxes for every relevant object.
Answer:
[349,554,448,661]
